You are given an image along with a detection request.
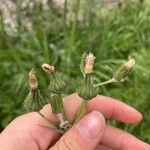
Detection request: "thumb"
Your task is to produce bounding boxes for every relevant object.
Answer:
[50,111,105,150]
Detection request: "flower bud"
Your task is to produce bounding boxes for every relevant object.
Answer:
[80,53,95,76]
[24,89,46,112]
[113,59,135,82]
[42,63,55,74]
[24,69,48,112]
[49,72,66,94]
[29,69,38,90]
[84,52,95,74]
[50,94,64,114]
[80,53,87,76]
[77,76,98,100]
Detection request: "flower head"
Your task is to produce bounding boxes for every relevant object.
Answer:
[24,89,46,112]
[29,69,38,90]
[113,59,135,82]
[77,75,98,100]
[24,69,47,112]
[42,63,55,73]
[126,59,135,68]
[84,52,95,74]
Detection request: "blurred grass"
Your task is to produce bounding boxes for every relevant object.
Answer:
[0,0,150,142]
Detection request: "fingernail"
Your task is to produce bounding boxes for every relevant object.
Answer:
[78,111,105,140]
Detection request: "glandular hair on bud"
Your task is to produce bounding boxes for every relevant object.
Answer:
[50,94,64,114]
[84,52,95,74]
[77,75,98,100]
[29,69,38,90]
[49,72,66,94]
[24,89,46,112]
[113,59,135,81]
[42,63,55,74]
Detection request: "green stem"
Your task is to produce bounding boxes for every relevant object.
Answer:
[37,111,56,126]
[73,100,87,124]
[62,109,69,121]
[94,78,117,87]
[57,93,68,122]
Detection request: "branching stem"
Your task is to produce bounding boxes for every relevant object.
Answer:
[94,78,117,87]
[37,111,56,126]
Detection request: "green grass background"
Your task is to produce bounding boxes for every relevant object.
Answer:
[0,0,149,142]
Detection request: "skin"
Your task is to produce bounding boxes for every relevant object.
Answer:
[0,93,149,150]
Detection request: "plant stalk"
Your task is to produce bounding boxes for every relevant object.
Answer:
[94,78,117,87]
[73,100,87,124]
[37,111,56,126]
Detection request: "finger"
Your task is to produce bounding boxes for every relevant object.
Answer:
[101,125,150,150]
[95,145,114,150]
[0,112,60,150]
[63,93,142,124]
[87,95,142,123]
[0,93,143,150]
[38,93,142,148]
[50,111,105,150]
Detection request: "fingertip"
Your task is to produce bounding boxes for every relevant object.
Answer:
[124,106,143,124]
[124,135,150,150]
[88,95,143,124]
[134,110,143,123]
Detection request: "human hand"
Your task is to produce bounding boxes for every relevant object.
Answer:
[0,93,149,150]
